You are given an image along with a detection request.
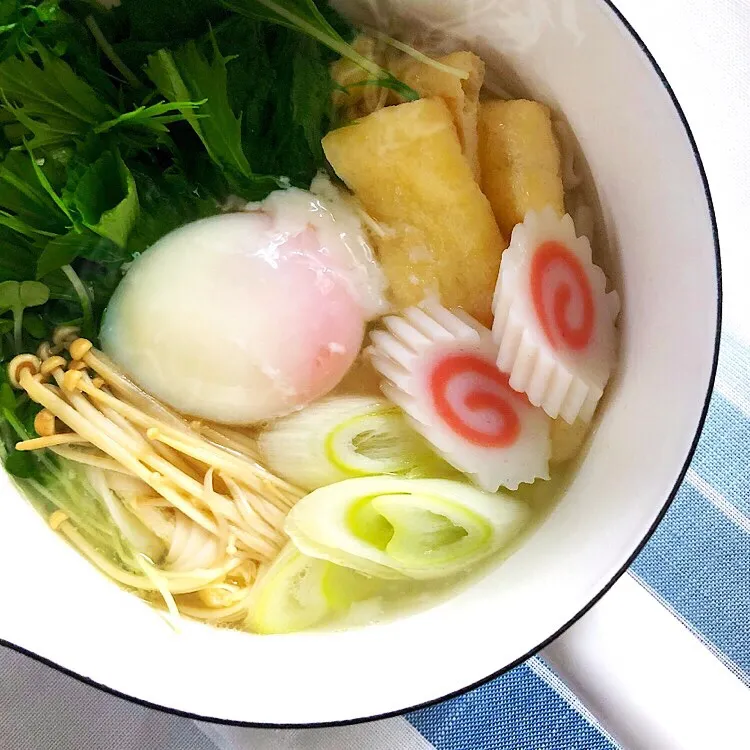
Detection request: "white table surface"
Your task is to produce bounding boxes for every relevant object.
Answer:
[2,0,749,748]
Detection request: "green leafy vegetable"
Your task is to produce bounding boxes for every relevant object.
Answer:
[126,167,218,254]
[72,150,139,246]
[251,30,324,185]
[120,0,228,44]
[0,43,112,148]
[291,37,330,162]
[94,100,202,136]
[4,447,39,479]
[27,144,75,224]
[0,369,41,477]
[32,146,138,277]
[0,279,49,351]
[0,368,14,405]
[221,0,418,101]
[35,233,79,280]
[0,150,68,236]
[36,229,122,278]
[83,14,142,90]
[18,281,49,307]
[23,311,46,338]
[0,229,38,283]
[145,36,252,178]
[0,2,73,63]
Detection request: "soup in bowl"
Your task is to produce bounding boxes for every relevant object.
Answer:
[0,0,718,725]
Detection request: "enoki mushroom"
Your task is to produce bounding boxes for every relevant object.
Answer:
[8,334,305,627]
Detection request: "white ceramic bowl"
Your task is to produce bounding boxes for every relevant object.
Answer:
[0,0,719,726]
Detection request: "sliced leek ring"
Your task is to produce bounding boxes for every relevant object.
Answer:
[247,543,382,634]
[247,545,330,634]
[285,476,530,580]
[325,410,417,476]
[259,396,447,490]
[372,492,492,569]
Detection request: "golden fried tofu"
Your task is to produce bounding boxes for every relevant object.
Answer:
[323,98,505,325]
[478,99,564,238]
[396,51,485,180]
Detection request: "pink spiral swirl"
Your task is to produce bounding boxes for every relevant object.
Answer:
[429,354,521,448]
[530,241,594,351]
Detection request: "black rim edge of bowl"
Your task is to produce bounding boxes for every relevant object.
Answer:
[0,0,723,731]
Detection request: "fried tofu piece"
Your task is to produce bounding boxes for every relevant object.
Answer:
[478,99,564,238]
[323,98,505,325]
[396,51,485,180]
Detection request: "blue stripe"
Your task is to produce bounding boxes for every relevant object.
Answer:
[633,482,750,677]
[407,663,617,750]
[689,392,750,517]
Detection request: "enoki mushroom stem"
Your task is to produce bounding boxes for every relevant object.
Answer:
[9,337,305,626]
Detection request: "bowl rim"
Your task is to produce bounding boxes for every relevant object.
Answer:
[0,0,723,730]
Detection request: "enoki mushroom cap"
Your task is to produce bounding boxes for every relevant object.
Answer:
[40,356,67,377]
[8,354,41,389]
[52,326,80,349]
[34,409,57,437]
[69,338,93,362]
[63,369,83,392]
[36,342,53,362]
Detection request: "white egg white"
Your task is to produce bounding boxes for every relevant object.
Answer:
[102,188,386,424]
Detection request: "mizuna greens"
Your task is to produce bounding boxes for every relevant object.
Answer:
[0,0,416,480]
